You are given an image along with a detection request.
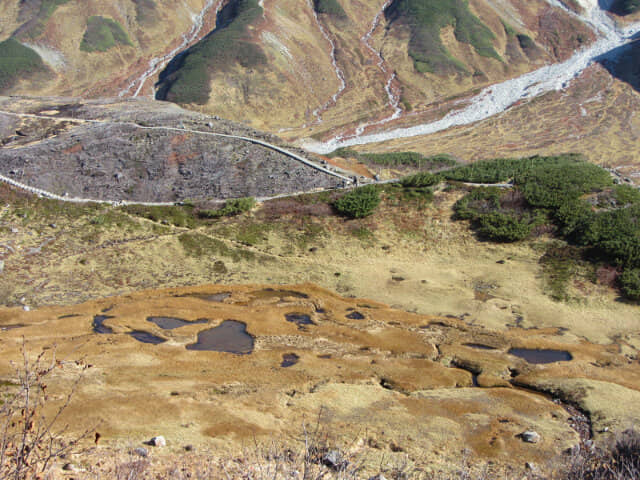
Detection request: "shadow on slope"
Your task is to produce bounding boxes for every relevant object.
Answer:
[595,35,640,92]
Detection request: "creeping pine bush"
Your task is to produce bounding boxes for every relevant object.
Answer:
[199,197,256,218]
[333,186,380,219]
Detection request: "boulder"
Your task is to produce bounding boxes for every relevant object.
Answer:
[520,431,541,443]
[150,435,166,447]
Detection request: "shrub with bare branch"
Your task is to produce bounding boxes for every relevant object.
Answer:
[0,340,92,479]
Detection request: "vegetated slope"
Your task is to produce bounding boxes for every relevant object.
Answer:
[80,16,133,53]
[0,97,342,202]
[384,0,501,75]
[155,0,266,105]
[0,37,47,90]
[0,0,599,134]
[0,0,221,97]
[154,0,595,134]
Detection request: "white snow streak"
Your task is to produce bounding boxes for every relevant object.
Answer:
[119,0,223,98]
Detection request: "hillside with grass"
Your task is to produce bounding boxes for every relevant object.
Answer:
[80,16,133,52]
[384,0,500,74]
[0,38,47,92]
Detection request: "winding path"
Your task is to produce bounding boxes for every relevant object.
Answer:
[0,110,353,205]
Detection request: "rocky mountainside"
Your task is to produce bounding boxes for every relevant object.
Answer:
[0,97,343,202]
[1,0,627,136]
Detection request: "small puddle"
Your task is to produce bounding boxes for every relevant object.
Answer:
[285,313,315,330]
[93,315,114,334]
[147,316,208,330]
[186,320,253,354]
[58,314,80,319]
[464,343,496,350]
[346,311,365,320]
[281,353,300,367]
[190,292,231,302]
[251,289,309,300]
[129,331,166,344]
[0,324,25,331]
[472,374,479,387]
[508,348,572,364]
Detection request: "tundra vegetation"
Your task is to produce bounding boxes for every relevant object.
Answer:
[449,154,640,300]
[0,39,46,91]
[156,0,266,105]
[80,16,133,52]
[384,0,500,74]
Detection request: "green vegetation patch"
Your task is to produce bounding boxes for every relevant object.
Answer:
[329,149,456,171]
[385,0,500,75]
[80,16,133,52]
[333,185,381,219]
[443,153,585,184]
[313,0,347,17]
[0,38,46,91]
[199,197,256,218]
[156,0,266,105]
[16,0,71,39]
[121,204,199,228]
[449,154,640,302]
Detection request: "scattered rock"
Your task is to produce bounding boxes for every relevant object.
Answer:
[184,444,193,452]
[62,463,80,472]
[323,449,347,470]
[49,223,57,229]
[496,259,506,264]
[150,435,166,447]
[525,462,539,472]
[0,260,4,273]
[369,475,387,480]
[11,228,18,234]
[22,306,30,312]
[133,447,148,457]
[520,431,541,443]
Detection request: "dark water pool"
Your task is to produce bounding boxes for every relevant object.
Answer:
[0,324,25,331]
[129,331,167,344]
[285,313,315,329]
[464,343,496,350]
[508,348,572,364]
[93,315,114,334]
[147,316,208,330]
[281,353,300,367]
[186,320,253,354]
[346,311,365,320]
[251,289,309,300]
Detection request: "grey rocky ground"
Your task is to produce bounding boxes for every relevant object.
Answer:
[0,97,342,202]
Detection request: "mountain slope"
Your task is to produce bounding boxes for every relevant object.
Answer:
[0,0,600,135]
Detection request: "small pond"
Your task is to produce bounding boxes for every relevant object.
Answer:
[129,331,167,344]
[285,313,315,330]
[464,343,497,350]
[147,316,208,330]
[251,289,309,300]
[93,315,114,334]
[281,353,300,368]
[508,348,572,364]
[346,311,365,320]
[186,320,253,354]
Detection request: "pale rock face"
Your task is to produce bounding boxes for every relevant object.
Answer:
[521,431,541,443]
